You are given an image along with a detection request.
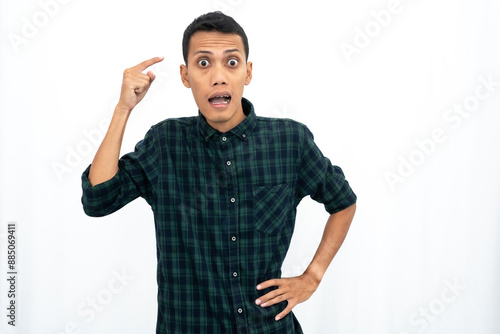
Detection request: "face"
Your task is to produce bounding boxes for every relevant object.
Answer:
[180,31,253,133]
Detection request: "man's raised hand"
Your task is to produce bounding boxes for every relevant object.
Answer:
[117,56,164,112]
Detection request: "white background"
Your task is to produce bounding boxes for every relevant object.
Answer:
[1,0,499,333]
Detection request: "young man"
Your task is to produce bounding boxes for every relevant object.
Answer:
[82,11,356,334]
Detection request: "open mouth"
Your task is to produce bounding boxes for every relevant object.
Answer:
[208,94,231,106]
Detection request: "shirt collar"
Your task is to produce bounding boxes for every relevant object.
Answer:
[197,97,256,142]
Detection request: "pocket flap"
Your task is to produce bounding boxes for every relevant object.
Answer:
[253,183,290,235]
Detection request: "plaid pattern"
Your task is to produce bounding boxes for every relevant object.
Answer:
[81,98,356,333]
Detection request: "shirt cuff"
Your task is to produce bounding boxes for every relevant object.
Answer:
[325,187,357,214]
[324,166,357,215]
[81,164,122,217]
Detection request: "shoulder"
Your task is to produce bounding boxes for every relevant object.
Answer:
[145,116,198,139]
[255,116,313,139]
[151,116,198,131]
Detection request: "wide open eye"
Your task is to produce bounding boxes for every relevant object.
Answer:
[198,59,210,67]
[228,58,238,67]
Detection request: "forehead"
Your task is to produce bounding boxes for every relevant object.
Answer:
[188,31,245,58]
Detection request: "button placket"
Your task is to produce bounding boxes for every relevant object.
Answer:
[222,133,246,328]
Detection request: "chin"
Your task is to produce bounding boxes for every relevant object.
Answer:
[207,114,232,124]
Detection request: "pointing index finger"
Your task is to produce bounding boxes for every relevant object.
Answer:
[132,56,164,72]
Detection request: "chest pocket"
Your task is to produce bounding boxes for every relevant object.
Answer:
[253,183,291,235]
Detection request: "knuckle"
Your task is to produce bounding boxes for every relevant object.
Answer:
[123,72,134,82]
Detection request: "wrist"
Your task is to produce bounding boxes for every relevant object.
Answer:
[112,104,133,124]
[303,264,324,286]
[115,102,133,116]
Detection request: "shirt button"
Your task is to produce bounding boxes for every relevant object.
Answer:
[231,236,237,242]
[222,136,227,142]
[226,160,232,166]
[237,308,243,314]
[242,133,246,138]
[230,198,236,203]
[233,271,238,277]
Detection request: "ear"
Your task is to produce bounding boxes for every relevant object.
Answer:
[180,64,191,88]
[245,61,253,86]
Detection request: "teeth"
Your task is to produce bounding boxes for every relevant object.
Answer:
[209,95,231,105]
[212,100,229,104]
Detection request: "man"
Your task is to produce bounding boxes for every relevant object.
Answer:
[82,11,356,334]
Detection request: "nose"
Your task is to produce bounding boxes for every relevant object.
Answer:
[211,63,227,86]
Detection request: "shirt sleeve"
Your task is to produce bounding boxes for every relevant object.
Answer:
[296,125,357,214]
[81,126,159,217]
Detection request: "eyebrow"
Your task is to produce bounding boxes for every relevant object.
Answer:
[193,49,242,56]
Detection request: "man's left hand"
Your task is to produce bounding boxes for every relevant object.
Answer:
[255,273,320,321]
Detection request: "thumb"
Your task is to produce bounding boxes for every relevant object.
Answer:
[147,70,156,82]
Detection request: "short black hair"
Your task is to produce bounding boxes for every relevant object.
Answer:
[182,11,249,64]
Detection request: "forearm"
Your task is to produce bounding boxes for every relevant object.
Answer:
[255,203,356,319]
[86,57,163,186]
[88,105,131,186]
[304,203,356,284]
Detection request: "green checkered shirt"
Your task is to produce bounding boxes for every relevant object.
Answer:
[81,98,356,333]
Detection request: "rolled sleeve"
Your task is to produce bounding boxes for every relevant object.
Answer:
[81,126,159,217]
[296,125,357,214]
[81,165,125,217]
